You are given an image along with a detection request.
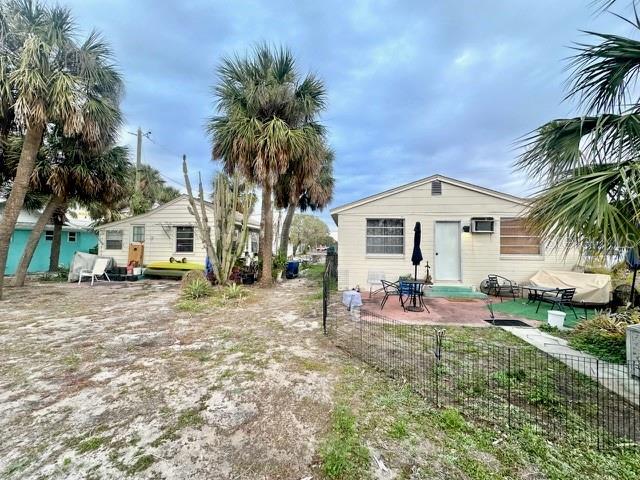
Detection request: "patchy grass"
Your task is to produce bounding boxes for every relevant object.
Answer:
[319,404,370,479]
[151,407,205,447]
[323,363,640,479]
[76,435,111,454]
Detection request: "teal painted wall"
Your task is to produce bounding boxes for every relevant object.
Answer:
[5,229,98,275]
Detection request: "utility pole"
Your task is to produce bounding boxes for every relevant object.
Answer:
[135,127,142,192]
[128,127,151,193]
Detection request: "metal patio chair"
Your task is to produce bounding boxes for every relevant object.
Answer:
[482,274,518,302]
[380,280,407,311]
[539,288,578,318]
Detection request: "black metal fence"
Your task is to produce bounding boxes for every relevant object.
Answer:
[322,264,640,449]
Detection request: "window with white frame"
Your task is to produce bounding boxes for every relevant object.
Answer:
[366,218,404,254]
[176,226,194,252]
[105,230,123,250]
[500,217,541,255]
[67,231,77,243]
[45,230,54,241]
[250,232,259,253]
[132,225,145,243]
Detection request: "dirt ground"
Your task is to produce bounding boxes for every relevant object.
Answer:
[0,278,345,479]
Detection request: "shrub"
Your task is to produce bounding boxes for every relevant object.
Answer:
[569,308,640,363]
[181,278,213,300]
[181,269,206,288]
[225,283,246,300]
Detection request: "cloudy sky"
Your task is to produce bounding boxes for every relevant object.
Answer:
[64,0,631,230]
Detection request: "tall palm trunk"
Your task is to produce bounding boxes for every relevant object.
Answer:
[0,124,45,299]
[13,195,64,287]
[259,184,273,287]
[278,203,296,258]
[49,203,68,272]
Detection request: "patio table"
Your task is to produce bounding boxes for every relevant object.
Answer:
[401,279,429,313]
[342,290,363,310]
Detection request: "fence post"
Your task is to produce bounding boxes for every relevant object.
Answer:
[596,359,600,449]
[434,329,445,407]
[322,269,327,335]
[507,347,512,429]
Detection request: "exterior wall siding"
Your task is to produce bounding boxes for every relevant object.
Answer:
[96,197,258,267]
[335,181,579,290]
[5,229,98,275]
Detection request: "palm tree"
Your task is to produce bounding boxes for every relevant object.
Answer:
[515,2,640,255]
[208,44,327,286]
[0,0,123,298]
[275,148,335,256]
[3,131,130,286]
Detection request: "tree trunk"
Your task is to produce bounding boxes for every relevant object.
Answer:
[49,203,67,272]
[13,195,64,287]
[278,203,296,258]
[259,184,273,287]
[0,124,45,299]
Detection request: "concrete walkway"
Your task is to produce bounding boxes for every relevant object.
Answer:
[502,326,639,406]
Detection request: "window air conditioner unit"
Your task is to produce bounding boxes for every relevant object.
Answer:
[470,217,494,233]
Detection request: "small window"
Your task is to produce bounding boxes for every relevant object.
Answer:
[176,226,194,252]
[45,230,54,241]
[132,225,145,243]
[251,232,259,253]
[68,231,77,243]
[500,218,541,255]
[431,180,442,196]
[366,219,404,255]
[105,230,123,250]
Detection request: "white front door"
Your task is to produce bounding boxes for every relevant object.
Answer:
[434,221,461,282]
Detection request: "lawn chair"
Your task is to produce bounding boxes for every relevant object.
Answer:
[367,271,386,298]
[483,274,518,302]
[78,258,111,286]
[380,280,406,310]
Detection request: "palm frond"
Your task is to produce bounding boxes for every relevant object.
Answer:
[516,112,640,181]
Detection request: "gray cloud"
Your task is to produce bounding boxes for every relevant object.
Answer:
[64,0,631,229]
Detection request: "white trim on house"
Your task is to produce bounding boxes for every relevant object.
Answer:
[330,174,528,224]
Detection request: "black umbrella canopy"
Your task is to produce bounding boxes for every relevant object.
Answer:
[411,222,423,279]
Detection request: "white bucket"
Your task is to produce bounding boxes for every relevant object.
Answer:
[547,310,566,329]
[133,267,143,275]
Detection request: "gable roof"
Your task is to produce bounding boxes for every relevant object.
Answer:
[330,174,528,223]
[95,194,261,230]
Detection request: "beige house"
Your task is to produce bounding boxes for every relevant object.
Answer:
[96,195,260,266]
[330,174,579,290]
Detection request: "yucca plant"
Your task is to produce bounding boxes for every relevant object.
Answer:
[182,278,213,300]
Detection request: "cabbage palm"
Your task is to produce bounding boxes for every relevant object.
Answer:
[0,0,123,298]
[4,132,129,285]
[208,45,326,285]
[276,148,334,256]
[516,3,640,254]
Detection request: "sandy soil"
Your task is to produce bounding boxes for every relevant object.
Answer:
[0,278,344,479]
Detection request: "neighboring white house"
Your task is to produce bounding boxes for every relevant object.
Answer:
[95,195,261,266]
[330,174,579,290]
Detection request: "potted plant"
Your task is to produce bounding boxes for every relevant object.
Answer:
[272,252,288,282]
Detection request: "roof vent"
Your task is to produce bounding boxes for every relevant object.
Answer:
[431,180,442,196]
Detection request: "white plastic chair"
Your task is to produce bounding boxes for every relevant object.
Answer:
[367,271,386,298]
[78,258,111,286]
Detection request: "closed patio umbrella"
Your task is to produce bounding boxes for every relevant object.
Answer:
[411,222,423,280]
[626,247,640,304]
